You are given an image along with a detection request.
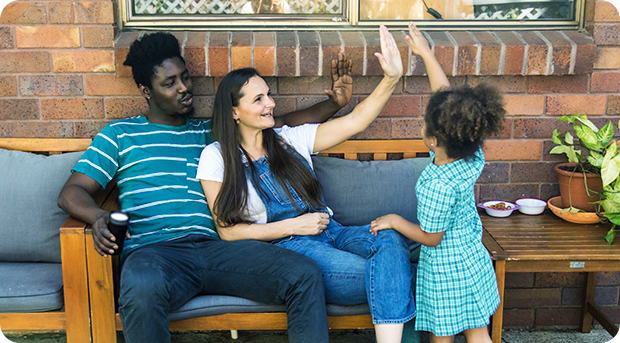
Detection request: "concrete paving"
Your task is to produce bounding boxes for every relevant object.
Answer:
[4,328,616,343]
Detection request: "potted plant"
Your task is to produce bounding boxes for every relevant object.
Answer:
[551,114,620,244]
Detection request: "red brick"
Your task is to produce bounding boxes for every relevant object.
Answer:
[595,286,620,306]
[541,183,560,200]
[192,77,215,96]
[478,162,509,183]
[518,31,548,75]
[504,95,544,116]
[16,26,80,48]
[340,31,364,76]
[593,0,620,22]
[298,31,320,76]
[478,184,540,202]
[598,272,620,286]
[276,31,297,76]
[272,96,297,117]
[592,23,620,46]
[562,30,595,75]
[514,118,572,139]
[449,32,477,75]
[208,31,230,77]
[75,121,108,138]
[504,288,561,308]
[104,97,148,119]
[511,162,557,183]
[20,75,84,96]
[609,96,620,115]
[352,119,390,140]
[362,95,421,117]
[0,2,46,24]
[254,32,275,77]
[483,140,542,161]
[494,31,526,75]
[0,27,12,49]
[467,76,527,93]
[392,30,409,78]
[114,31,141,77]
[296,96,324,110]
[546,95,606,115]
[539,31,572,75]
[350,75,399,94]
[0,76,17,96]
[86,75,140,96]
[594,47,620,69]
[184,32,207,77]
[82,26,114,48]
[0,99,38,120]
[599,307,620,326]
[41,98,104,120]
[409,51,427,76]
[404,76,432,94]
[391,118,424,139]
[362,31,382,76]
[49,2,75,24]
[53,51,115,73]
[535,307,581,326]
[585,0,594,21]
[74,2,115,24]
[0,51,49,73]
[11,121,74,138]
[278,76,330,95]
[528,75,589,93]
[426,31,455,77]
[506,272,535,288]
[591,72,620,93]
[536,272,585,287]
[230,31,251,71]
[319,31,343,77]
[473,32,501,75]
[192,96,213,119]
[503,308,534,327]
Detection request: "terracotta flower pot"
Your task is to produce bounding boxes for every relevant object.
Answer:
[554,162,603,212]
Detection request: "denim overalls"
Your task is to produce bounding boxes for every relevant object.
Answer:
[244,144,416,324]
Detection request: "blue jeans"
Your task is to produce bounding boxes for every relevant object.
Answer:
[118,234,329,343]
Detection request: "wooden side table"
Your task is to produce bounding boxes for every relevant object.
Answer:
[481,210,620,343]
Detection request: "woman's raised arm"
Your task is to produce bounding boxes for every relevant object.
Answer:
[312,25,403,153]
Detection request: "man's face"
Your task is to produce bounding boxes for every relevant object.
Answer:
[147,57,194,119]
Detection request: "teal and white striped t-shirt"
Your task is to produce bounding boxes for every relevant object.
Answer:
[73,116,217,257]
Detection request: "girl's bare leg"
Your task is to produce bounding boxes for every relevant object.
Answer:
[430,332,455,343]
[375,323,404,343]
[463,326,492,343]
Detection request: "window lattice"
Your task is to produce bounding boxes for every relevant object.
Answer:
[134,0,342,14]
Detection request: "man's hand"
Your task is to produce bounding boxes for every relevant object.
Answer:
[92,212,131,256]
[324,52,353,109]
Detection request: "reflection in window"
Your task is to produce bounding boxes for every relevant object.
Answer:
[134,0,342,14]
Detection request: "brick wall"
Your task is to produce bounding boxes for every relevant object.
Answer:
[1,0,619,330]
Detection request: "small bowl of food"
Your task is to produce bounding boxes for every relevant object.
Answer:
[477,201,519,218]
[515,198,547,215]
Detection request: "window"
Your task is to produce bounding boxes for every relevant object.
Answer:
[119,0,584,29]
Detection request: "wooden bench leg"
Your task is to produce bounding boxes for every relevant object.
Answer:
[491,260,505,343]
[580,272,596,333]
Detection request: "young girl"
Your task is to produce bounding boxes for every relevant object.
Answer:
[371,82,505,342]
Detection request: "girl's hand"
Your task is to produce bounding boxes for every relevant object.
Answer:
[406,22,432,58]
[375,25,403,80]
[370,214,401,236]
[292,212,330,236]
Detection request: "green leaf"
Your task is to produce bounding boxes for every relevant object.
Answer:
[598,122,615,146]
[603,213,620,225]
[552,129,562,145]
[601,148,620,187]
[558,114,585,124]
[600,193,620,214]
[605,225,616,245]
[575,116,599,133]
[550,145,580,163]
[569,207,581,214]
[575,125,601,150]
[560,207,571,213]
[564,131,574,145]
[587,151,605,168]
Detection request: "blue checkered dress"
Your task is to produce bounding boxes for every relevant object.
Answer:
[414,148,500,336]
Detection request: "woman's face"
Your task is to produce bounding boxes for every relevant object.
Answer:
[233,76,275,131]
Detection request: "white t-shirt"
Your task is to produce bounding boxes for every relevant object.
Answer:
[196,124,320,224]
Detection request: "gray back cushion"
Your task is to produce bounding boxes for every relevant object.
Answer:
[0,149,84,263]
[312,155,431,227]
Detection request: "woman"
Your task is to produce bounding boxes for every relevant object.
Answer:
[197,25,443,342]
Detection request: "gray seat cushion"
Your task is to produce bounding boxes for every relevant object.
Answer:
[170,295,370,322]
[0,263,64,312]
[0,149,84,263]
[311,156,431,227]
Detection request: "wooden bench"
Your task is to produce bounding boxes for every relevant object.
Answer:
[66,139,430,343]
[481,211,620,343]
[0,138,93,343]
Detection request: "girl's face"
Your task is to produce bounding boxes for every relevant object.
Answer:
[233,76,276,131]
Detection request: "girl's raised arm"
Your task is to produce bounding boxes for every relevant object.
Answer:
[312,25,403,153]
[406,22,449,92]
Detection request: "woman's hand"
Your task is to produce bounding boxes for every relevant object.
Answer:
[406,22,432,58]
[370,214,401,236]
[324,52,353,109]
[375,24,403,80]
[291,212,330,236]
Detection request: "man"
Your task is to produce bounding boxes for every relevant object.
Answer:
[58,32,353,343]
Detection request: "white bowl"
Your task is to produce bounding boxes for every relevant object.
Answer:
[516,198,547,215]
[477,201,519,218]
